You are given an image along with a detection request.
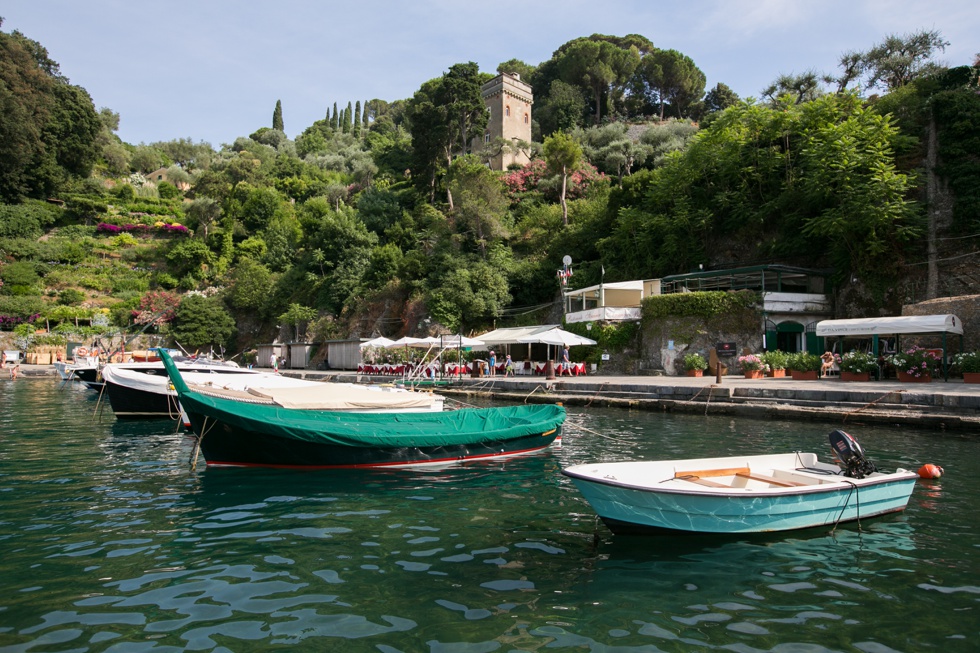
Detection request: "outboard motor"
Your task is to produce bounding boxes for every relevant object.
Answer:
[829,429,878,479]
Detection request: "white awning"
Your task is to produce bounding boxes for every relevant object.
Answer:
[473,325,561,346]
[815,314,963,337]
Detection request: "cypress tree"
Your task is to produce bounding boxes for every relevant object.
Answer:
[353,101,362,137]
[272,99,284,131]
[363,100,370,128]
[343,102,352,133]
[332,102,339,130]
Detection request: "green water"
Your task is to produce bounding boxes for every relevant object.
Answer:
[0,379,977,652]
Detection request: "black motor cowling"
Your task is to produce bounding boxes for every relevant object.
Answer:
[829,429,878,479]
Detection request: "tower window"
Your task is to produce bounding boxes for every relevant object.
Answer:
[484,132,490,143]
[524,113,529,124]
[505,106,510,117]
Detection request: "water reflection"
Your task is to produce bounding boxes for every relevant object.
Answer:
[1,383,978,652]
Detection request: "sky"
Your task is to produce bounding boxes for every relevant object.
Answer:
[4,1,978,147]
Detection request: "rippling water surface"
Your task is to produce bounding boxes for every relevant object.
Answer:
[1,378,977,652]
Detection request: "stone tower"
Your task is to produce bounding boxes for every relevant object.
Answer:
[480,72,533,170]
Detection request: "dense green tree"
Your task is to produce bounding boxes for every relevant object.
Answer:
[446,155,510,257]
[633,49,706,120]
[600,93,916,283]
[273,99,284,131]
[427,259,511,332]
[0,25,101,201]
[406,62,489,203]
[536,80,589,135]
[353,100,361,137]
[170,294,236,351]
[703,82,740,114]
[166,239,218,282]
[555,37,640,124]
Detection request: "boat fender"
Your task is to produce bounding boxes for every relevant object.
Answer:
[918,464,943,479]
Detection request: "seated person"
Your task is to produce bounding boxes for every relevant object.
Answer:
[820,351,836,377]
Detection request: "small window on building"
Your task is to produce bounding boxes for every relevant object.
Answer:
[484,132,490,144]
[505,106,510,117]
[524,113,529,124]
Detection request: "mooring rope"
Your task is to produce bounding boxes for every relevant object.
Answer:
[830,480,861,534]
[842,389,906,423]
[563,417,635,444]
[189,416,218,471]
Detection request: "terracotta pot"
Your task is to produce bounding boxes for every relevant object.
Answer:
[897,371,932,383]
[744,370,763,379]
[685,369,704,377]
[963,372,980,384]
[767,368,786,378]
[840,371,870,382]
[790,370,818,380]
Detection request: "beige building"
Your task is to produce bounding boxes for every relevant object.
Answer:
[480,72,533,170]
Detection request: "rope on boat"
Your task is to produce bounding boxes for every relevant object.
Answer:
[189,416,217,471]
[94,382,108,422]
[830,480,861,534]
[842,389,906,423]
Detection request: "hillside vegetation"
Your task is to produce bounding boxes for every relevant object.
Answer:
[1,23,978,357]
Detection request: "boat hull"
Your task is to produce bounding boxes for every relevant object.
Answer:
[103,377,180,420]
[563,454,917,534]
[187,410,560,468]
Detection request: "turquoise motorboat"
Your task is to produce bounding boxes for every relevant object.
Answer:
[562,430,918,535]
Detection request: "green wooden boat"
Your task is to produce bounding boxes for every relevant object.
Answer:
[160,350,565,469]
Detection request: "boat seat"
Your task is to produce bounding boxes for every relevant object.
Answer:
[675,475,731,488]
[736,471,806,487]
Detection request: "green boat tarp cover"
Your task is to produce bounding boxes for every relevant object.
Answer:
[161,350,565,448]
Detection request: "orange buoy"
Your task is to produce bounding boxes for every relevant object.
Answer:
[918,464,943,479]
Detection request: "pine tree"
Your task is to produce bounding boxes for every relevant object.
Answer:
[272,99,284,131]
[353,101,362,137]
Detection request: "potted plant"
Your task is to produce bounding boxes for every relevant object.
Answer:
[737,353,764,379]
[787,352,821,380]
[838,350,878,382]
[953,351,980,383]
[761,350,789,378]
[683,352,708,377]
[887,346,941,382]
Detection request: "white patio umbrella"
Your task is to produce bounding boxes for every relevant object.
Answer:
[517,328,597,374]
[359,336,396,348]
[517,328,597,347]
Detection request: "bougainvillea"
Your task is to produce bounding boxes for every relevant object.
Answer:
[502,158,606,201]
[131,290,181,325]
[97,222,190,237]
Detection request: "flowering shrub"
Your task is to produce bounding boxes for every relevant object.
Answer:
[97,222,189,237]
[737,354,763,371]
[839,350,878,374]
[760,350,789,370]
[887,346,941,379]
[502,159,607,201]
[953,351,980,374]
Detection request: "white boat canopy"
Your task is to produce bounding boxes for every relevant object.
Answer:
[815,314,963,337]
